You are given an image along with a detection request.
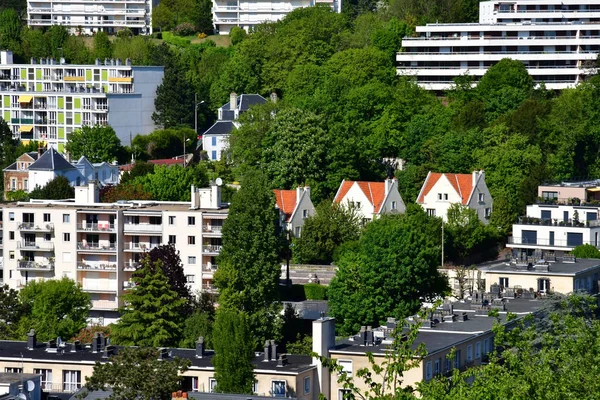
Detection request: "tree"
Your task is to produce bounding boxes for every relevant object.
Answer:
[328,207,449,335]
[147,244,192,310]
[100,182,153,203]
[93,31,113,60]
[17,278,90,341]
[0,8,22,55]
[45,25,69,59]
[152,56,195,129]
[211,309,255,394]
[131,128,197,160]
[214,169,282,346]
[21,28,49,60]
[152,3,175,32]
[179,309,214,348]
[293,201,361,265]
[111,256,187,347]
[571,244,600,259]
[84,347,191,400]
[120,161,155,184]
[29,176,75,200]
[65,125,125,163]
[0,284,23,339]
[133,163,209,201]
[71,324,111,343]
[230,27,247,45]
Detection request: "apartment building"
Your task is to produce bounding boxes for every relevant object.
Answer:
[396,0,600,90]
[27,0,156,35]
[212,0,341,34]
[0,51,164,151]
[1,182,226,324]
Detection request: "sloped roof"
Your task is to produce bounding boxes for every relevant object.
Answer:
[3,152,40,171]
[28,147,76,171]
[203,121,235,136]
[417,172,474,205]
[219,94,267,121]
[273,189,297,222]
[334,180,387,213]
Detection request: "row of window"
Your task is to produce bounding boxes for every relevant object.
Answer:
[424,338,494,380]
[4,368,80,392]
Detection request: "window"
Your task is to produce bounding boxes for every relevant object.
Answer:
[63,214,70,223]
[34,369,52,389]
[434,358,441,376]
[338,389,351,400]
[188,216,196,226]
[425,361,432,380]
[304,376,310,394]
[454,350,461,369]
[43,213,51,222]
[303,209,309,219]
[63,233,70,242]
[9,212,14,221]
[427,209,436,217]
[209,378,217,393]
[168,235,176,244]
[391,201,397,210]
[271,381,286,397]
[542,191,558,200]
[191,377,199,392]
[169,216,176,225]
[24,179,28,191]
[295,226,301,237]
[212,136,217,146]
[9,251,14,260]
[211,150,217,160]
[483,338,489,355]
[5,367,22,373]
[478,193,485,202]
[187,257,197,265]
[499,277,509,290]
[44,233,51,241]
[10,178,16,190]
[485,208,491,218]
[445,357,452,372]
[9,231,14,240]
[186,275,195,283]
[444,193,448,200]
[437,193,442,200]
[63,370,81,392]
[188,236,196,245]
[467,345,473,362]
[338,360,353,377]
[475,341,481,359]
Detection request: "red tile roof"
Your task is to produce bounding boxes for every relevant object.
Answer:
[417,172,474,205]
[334,181,387,213]
[273,190,297,222]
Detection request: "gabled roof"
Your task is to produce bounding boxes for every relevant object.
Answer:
[28,147,76,171]
[333,180,387,213]
[3,152,40,172]
[273,189,297,222]
[203,121,236,136]
[219,94,267,121]
[74,156,94,169]
[416,172,474,205]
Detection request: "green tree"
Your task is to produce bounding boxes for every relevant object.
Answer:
[328,207,449,335]
[179,309,214,348]
[120,161,155,184]
[147,244,192,312]
[293,201,361,265]
[65,125,125,163]
[84,347,191,400]
[93,31,113,60]
[211,309,255,394]
[571,244,600,259]
[134,163,209,201]
[132,128,197,160]
[0,8,22,55]
[230,27,247,45]
[5,189,29,201]
[214,169,282,346]
[21,28,49,60]
[111,256,187,347]
[0,117,18,195]
[99,182,153,203]
[152,56,195,128]
[29,176,75,200]
[0,284,23,339]
[18,278,91,341]
[45,25,69,59]
[152,3,175,32]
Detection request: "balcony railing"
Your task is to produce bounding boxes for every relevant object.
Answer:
[77,242,117,251]
[77,262,117,271]
[202,264,218,272]
[508,236,600,248]
[17,241,54,250]
[123,261,140,271]
[203,245,222,253]
[17,260,54,271]
[202,225,223,233]
[18,222,54,232]
[77,223,116,232]
[202,284,218,293]
[515,217,599,227]
[91,300,117,310]
[123,243,160,251]
[123,223,163,232]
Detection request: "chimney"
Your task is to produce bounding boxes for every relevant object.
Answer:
[385,178,394,195]
[196,337,205,358]
[95,58,101,66]
[270,92,278,103]
[102,345,116,358]
[30,57,36,64]
[230,92,237,111]
[277,354,288,367]
[172,391,188,400]
[157,348,169,360]
[270,340,277,361]
[366,326,374,346]
[190,185,199,209]
[27,329,36,350]
[312,317,336,398]
[472,170,479,187]
[296,186,303,204]
[60,57,65,65]
[263,340,270,362]
[359,326,367,345]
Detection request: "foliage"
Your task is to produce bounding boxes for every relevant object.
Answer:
[120,162,155,184]
[71,324,112,343]
[0,8,22,55]
[131,128,197,160]
[286,334,312,355]
[211,309,256,394]
[5,190,29,201]
[84,347,191,400]
[65,125,125,163]
[133,163,208,201]
[230,27,247,45]
[147,244,193,312]
[100,182,153,203]
[571,244,600,259]
[29,176,75,200]
[152,55,195,128]
[0,117,18,194]
[293,201,362,265]
[93,32,113,60]
[303,283,328,300]
[0,284,24,339]
[162,31,191,47]
[111,256,187,347]
[328,207,449,335]
[179,309,214,348]
[214,169,282,347]
[18,278,91,342]
[174,22,196,36]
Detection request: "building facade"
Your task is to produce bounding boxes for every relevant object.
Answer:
[0,51,164,151]
[212,0,341,34]
[396,0,600,90]
[27,0,157,35]
[333,178,406,223]
[3,151,39,194]
[273,186,315,237]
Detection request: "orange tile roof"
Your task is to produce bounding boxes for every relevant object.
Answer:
[334,181,387,213]
[273,189,297,222]
[417,172,474,205]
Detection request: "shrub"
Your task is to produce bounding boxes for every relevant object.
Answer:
[116,28,133,38]
[197,32,207,39]
[230,26,247,45]
[152,32,163,39]
[304,283,327,300]
[174,22,196,37]
[162,31,191,47]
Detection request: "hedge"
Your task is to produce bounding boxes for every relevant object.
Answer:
[162,32,191,47]
[303,283,327,300]
[279,284,328,301]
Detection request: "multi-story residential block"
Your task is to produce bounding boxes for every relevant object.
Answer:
[333,178,406,223]
[200,92,267,161]
[273,186,315,237]
[1,182,227,323]
[417,171,492,223]
[212,0,341,34]
[0,51,164,150]
[27,0,156,35]
[396,0,600,90]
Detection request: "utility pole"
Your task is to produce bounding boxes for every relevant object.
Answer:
[194,93,198,137]
[441,219,444,268]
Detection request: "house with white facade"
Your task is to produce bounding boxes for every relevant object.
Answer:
[417,171,492,223]
[333,178,406,222]
[396,0,600,91]
[200,93,267,161]
[273,186,315,237]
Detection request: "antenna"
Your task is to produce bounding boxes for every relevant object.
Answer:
[215,177,223,186]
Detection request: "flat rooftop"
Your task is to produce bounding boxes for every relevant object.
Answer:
[481,258,600,276]
[1,201,229,213]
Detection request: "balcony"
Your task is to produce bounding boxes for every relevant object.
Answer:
[202,283,218,293]
[77,242,117,252]
[91,300,118,310]
[515,217,596,228]
[77,262,117,271]
[123,243,160,252]
[202,264,218,272]
[507,236,600,249]
[77,222,116,232]
[202,225,223,235]
[18,222,54,232]
[17,260,54,271]
[17,241,54,251]
[79,282,117,293]
[123,223,162,234]
[123,261,140,271]
[202,245,222,254]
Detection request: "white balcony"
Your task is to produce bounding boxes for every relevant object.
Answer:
[17,260,54,271]
[123,223,163,234]
[91,300,118,310]
[202,245,222,254]
[17,241,54,251]
[77,222,116,232]
[77,242,117,253]
[123,242,160,252]
[18,222,54,232]
[77,262,117,271]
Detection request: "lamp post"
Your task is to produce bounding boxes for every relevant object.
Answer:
[194,93,205,139]
[183,137,190,167]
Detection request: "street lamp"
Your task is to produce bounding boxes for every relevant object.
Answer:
[183,137,191,167]
[194,93,205,139]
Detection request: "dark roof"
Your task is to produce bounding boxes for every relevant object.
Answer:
[3,152,40,172]
[219,94,267,121]
[28,147,76,171]
[0,372,39,384]
[188,393,296,400]
[221,109,235,121]
[481,258,600,276]
[3,162,17,172]
[203,121,236,136]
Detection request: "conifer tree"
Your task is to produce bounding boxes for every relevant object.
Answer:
[111,256,187,347]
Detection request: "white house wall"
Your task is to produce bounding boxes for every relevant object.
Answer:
[379,182,406,214]
[288,191,316,237]
[420,174,464,221]
[340,184,376,221]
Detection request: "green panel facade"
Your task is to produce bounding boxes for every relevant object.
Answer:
[36,83,42,91]
[58,97,64,109]
[20,69,26,79]
[86,70,92,80]
[58,143,65,153]
[101,70,108,80]
[58,113,64,124]
[74,98,81,109]
[3,96,9,107]
[75,113,81,124]
[58,128,65,139]
[3,111,9,121]
[36,69,42,80]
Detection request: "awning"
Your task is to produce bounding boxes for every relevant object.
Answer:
[587,188,600,192]
[19,125,33,132]
[18,95,33,103]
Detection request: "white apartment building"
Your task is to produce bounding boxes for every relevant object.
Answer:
[396,0,600,90]
[212,0,341,34]
[1,182,227,324]
[0,51,164,151]
[27,0,157,35]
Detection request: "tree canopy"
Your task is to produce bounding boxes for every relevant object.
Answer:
[65,125,125,163]
[29,175,75,200]
[133,164,209,201]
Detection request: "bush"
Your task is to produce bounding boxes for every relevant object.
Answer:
[174,22,196,37]
[152,32,163,39]
[116,28,133,38]
[304,283,327,300]
[197,33,207,39]
[230,26,247,45]
[162,31,191,47]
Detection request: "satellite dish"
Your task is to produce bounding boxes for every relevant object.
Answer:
[26,380,35,392]
[17,393,26,400]
[215,178,223,186]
